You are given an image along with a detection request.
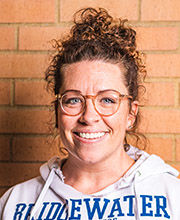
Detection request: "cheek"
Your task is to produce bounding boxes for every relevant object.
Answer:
[58,110,74,131]
[108,108,129,131]
[111,117,128,132]
[58,122,72,147]
[59,115,72,138]
[58,113,78,143]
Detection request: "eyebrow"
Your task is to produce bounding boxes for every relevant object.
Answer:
[61,89,82,95]
[61,89,120,95]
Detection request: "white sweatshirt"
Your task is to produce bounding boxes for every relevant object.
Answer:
[1,146,180,220]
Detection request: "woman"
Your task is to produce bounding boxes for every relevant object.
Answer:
[1,8,180,220]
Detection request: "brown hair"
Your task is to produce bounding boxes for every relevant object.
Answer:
[45,7,147,149]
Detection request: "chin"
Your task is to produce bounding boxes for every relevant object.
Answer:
[74,150,109,165]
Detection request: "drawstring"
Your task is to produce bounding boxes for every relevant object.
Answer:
[28,167,56,219]
[133,170,141,220]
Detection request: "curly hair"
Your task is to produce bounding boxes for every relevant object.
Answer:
[45,7,147,150]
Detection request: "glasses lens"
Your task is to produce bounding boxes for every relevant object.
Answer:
[95,91,120,115]
[61,92,84,115]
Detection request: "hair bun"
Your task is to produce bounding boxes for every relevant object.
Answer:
[72,7,136,52]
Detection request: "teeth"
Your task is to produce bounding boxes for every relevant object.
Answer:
[79,132,106,139]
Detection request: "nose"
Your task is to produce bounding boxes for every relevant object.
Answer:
[78,99,101,125]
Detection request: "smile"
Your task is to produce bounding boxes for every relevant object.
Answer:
[75,132,106,139]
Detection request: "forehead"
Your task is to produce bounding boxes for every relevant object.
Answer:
[60,60,128,93]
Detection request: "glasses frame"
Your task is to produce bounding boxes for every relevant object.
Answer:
[56,89,132,117]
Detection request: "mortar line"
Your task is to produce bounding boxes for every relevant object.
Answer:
[146,134,175,138]
[1,21,180,27]
[0,105,51,110]
[174,81,179,107]
[10,79,15,106]
[0,160,45,164]
[59,0,61,23]
[57,0,60,23]
[178,26,180,51]
[0,49,179,55]
[173,135,177,162]
[138,0,142,21]
[145,78,180,83]
[9,136,13,162]
[15,26,19,51]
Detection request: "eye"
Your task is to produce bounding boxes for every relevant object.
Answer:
[64,97,82,105]
[101,97,116,104]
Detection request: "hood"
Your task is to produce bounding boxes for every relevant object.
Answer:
[29,146,179,219]
[40,146,179,197]
[123,146,179,182]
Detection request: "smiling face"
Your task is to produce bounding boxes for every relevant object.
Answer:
[58,60,136,165]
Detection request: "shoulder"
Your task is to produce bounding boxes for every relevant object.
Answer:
[157,172,180,188]
[135,153,180,198]
[161,172,180,193]
[0,176,44,211]
[137,171,180,198]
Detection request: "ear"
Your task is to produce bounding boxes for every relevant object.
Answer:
[126,101,139,130]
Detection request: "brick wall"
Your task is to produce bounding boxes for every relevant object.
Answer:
[0,0,180,196]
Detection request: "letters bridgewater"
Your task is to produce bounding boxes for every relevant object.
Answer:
[13,195,170,220]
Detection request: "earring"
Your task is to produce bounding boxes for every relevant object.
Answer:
[124,137,130,152]
[124,143,130,152]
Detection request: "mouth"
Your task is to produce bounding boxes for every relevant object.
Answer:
[73,131,107,139]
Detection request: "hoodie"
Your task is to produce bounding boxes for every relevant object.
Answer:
[1,146,180,220]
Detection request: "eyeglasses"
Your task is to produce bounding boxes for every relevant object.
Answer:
[56,89,132,116]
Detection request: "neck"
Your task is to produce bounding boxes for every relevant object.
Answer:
[62,150,135,194]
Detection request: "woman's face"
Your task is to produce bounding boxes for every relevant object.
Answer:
[58,60,137,165]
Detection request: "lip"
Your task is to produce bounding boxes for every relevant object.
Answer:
[72,131,110,143]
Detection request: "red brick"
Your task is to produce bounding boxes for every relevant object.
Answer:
[141,0,180,21]
[146,137,173,161]
[12,136,60,161]
[169,163,180,174]
[19,27,70,50]
[0,0,55,23]
[0,109,51,134]
[179,84,180,105]
[139,109,180,133]
[0,137,10,160]
[143,82,174,106]
[0,163,41,186]
[146,54,180,77]
[0,27,15,50]
[175,138,180,161]
[15,81,52,105]
[0,187,9,197]
[0,81,11,105]
[60,0,138,21]
[136,27,179,51]
[0,54,48,78]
